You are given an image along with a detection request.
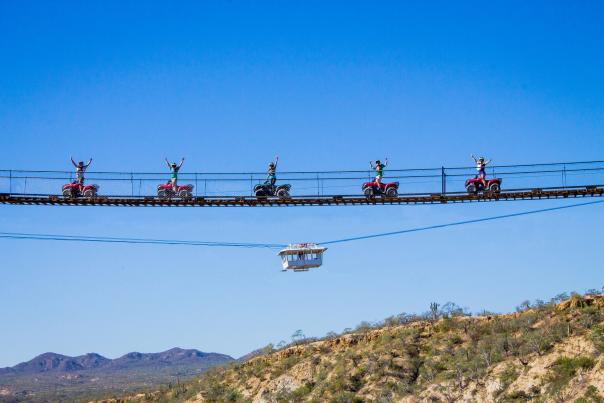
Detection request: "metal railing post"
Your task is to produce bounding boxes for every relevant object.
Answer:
[441,167,446,194]
[195,173,198,197]
[563,164,567,188]
[9,170,12,194]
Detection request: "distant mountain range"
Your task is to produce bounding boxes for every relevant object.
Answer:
[0,348,234,401]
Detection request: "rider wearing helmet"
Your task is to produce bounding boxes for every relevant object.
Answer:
[369,158,388,187]
[165,158,185,192]
[265,156,279,186]
[471,155,491,185]
[71,157,92,185]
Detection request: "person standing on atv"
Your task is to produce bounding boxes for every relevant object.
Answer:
[265,156,279,186]
[471,155,491,186]
[165,157,185,192]
[369,158,388,188]
[71,157,92,185]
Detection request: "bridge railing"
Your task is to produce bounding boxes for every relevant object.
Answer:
[1,160,603,197]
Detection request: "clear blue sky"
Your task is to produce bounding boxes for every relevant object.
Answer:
[1,1,603,367]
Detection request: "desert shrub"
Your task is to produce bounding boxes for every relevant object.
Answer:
[577,306,604,329]
[328,391,364,403]
[325,359,350,392]
[246,358,270,378]
[435,317,455,333]
[355,321,373,333]
[506,389,530,400]
[290,382,314,401]
[477,334,508,367]
[418,356,448,383]
[384,315,402,327]
[591,323,604,353]
[498,364,519,392]
[551,356,595,377]
[580,385,604,403]
[547,356,596,393]
[377,332,394,346]
[440,302,467,318]
[349,367,366,392]
[519,328,553,356]
[202,379,244,402]
[271,354,302,377]
[445,333,463,348]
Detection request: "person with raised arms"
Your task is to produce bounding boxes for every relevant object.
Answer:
[165,157,185,192]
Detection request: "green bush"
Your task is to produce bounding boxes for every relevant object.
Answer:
[581,385,604,403]
[506,389,530,400]
[550,356,595,378]
[591,324,604,353]
[292,383,314,400]
[547,355,596,394]
[498,364,519,391]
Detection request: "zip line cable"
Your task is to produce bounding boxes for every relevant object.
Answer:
[0,199,602,249]
[320,199,604,245]
[0,232,285,249]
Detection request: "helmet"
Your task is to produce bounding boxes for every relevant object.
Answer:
[269,162,275,167]
[376,160,381,165]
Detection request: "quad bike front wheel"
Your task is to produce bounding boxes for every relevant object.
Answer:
[488,183,501,193]
[363,187,374,197]
[385,187,398,197]
[276,188,290,199]
[178,189,192,199]
[157,189,170,200]
[83,189,96,199]
[62,188,75,198]
[466,184,477,194]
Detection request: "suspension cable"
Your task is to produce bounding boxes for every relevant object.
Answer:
[320,199,604,245]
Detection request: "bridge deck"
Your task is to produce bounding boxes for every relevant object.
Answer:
[0,186,603,207]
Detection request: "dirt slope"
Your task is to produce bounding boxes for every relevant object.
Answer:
[107,294,604,402]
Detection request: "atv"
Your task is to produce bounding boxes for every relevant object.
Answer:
[62,183,99,199]
[362,181,399,197]
[157,183,194,200]
[254,183,291,199]
[465,176,502,194]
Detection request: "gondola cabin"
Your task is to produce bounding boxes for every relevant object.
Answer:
[277,243,327,272]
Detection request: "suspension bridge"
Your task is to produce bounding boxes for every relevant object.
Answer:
[1,160,603,207]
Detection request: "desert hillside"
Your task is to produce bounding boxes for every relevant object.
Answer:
[119,294,604,402]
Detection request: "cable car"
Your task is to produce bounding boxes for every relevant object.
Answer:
[277,243,327,272]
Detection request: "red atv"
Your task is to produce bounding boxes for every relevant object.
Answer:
[465,177,502,194]
[362,181,399,197]
[157,183,194,200]
[62,183,99,199]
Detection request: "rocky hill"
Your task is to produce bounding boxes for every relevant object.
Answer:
[125,294,604,402]
[0,348,233,402]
